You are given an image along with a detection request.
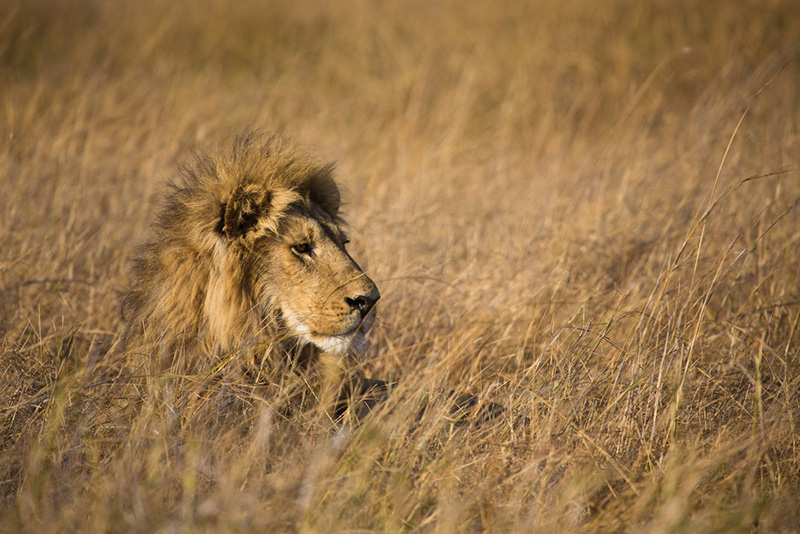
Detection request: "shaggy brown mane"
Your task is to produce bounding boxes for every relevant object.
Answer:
[121,132,348,367]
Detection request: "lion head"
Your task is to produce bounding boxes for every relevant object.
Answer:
[122,133,379,368]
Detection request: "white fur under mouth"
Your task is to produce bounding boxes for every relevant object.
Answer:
[306,330,366,356]
[281,308,367,356]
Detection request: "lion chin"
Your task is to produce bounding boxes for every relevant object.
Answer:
[283,308,375,358]
[303,331,366,358]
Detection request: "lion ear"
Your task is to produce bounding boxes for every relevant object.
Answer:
[220,185,271,239]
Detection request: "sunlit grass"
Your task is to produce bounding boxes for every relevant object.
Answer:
[1,0,799,531]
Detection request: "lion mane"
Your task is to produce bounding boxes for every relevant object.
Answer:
[121,132,379,372]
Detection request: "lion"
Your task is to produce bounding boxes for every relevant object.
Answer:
[121,133,381,400]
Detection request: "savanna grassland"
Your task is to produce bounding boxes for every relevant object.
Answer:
[2,0,800,531]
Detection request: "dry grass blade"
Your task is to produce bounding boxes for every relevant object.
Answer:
[1,0,799,532]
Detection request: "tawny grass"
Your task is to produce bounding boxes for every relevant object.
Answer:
[1,0,799,532]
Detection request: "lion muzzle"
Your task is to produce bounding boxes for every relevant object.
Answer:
[345,287,380,321]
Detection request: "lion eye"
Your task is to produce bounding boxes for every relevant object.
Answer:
[291,242,313,255]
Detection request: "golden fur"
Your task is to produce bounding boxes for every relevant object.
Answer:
[121,133,379,372]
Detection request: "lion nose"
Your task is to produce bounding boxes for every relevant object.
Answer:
[345,292,379,318]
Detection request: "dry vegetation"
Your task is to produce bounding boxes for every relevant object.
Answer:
[2,0,800,531]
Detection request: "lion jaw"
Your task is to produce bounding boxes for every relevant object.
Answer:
[281,306,372,357]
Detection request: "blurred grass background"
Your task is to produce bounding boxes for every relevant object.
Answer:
[1,0,799,531]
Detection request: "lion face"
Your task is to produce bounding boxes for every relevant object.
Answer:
[220,185,380,357]
[122,133,380,366]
